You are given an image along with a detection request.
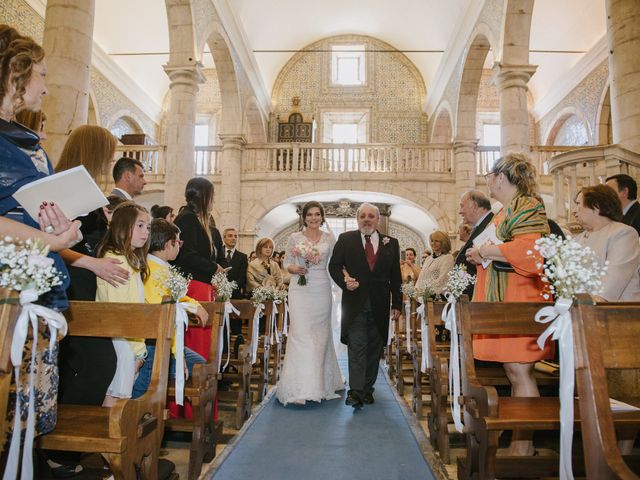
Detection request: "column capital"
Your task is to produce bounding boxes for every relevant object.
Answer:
[453,138,479,153]
[492,63,537,89]
[163,61,206,87]
[218,134,247,149]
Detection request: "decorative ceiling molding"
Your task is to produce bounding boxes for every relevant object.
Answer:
[424,0,486,117]
[24,0,162,122]
[212,0,272,115]
[532,35,608,120]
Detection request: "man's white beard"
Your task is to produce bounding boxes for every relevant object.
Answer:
[359,226,375,235]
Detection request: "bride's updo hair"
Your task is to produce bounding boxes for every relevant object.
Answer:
[301,201,325,227]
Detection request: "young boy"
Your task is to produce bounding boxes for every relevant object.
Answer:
[131,219,207,400]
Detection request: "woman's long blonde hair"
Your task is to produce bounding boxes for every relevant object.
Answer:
[56,125,117,186]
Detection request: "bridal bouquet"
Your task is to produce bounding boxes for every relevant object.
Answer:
[211,271,237,302]
[529,234,607,480]
[290,240,322,286]
[154,265,191,302]
[0,236,63,294]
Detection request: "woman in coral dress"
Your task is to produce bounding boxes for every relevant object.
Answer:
[466,153,553,456]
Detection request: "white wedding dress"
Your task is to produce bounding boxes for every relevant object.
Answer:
[276,231,345,406]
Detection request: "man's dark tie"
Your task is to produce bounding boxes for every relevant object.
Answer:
[364,234,376,271]
[226,249,232,263]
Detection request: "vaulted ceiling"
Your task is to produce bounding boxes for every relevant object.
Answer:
[31,0,607,122]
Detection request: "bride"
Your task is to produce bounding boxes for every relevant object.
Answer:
[276,201,344,406]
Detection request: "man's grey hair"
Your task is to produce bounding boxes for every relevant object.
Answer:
[356,202,380,219]
[463,190,491,211]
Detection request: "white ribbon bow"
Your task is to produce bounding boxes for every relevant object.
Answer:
[270,300,281,346]
[174,300,197,406]
[282,301,289,337]
[535,297,574,480]
[4,289,67,480]
[251,304,265,364]
[217,301,239,373]
[416,301,430,373]
[404,300,412,350]
[442,292,463,433]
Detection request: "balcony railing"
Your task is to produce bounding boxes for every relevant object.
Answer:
[242,143,453,174]
[475,145,583,176]
[194,146,223,175]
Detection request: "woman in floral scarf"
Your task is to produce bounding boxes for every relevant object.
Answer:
[466,153,554,456]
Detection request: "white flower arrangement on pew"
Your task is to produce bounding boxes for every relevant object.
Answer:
[211,271,237,302]
[250,285,287,306]
[532,234,607,301]
[154,265,191,302]
[154,264,196,406]
[443,264,476,299]
[529,234,607,480]
[0,236,67,480]
[441,264,476,434]
[0,236,63,294]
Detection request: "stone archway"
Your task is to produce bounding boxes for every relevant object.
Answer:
[431,105,453,144]
[241,185,453,238]
[545,108,592,146]
[243,97,267,143]
[596,85,612,145]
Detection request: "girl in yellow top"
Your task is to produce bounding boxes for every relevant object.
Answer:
[96,202,151,406]
[132,219,207,404]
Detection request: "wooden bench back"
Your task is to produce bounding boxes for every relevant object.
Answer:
[65,301,174,340]
[426,300,446,356]
[456,298,551,409]
[65,301,175,404]
[572,296,640,479]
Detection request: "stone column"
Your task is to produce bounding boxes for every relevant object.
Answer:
[41,0,95,163]
[453,139,478,199]
[163,63,205,209]
[218,134,246,230]
[606,0,640,153]
[493,63,537,156]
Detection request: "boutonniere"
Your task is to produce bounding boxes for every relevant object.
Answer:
[382,236,390,246]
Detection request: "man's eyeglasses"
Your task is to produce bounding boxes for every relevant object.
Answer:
[483,172,495,179]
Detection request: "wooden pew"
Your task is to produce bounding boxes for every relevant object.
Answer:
[0,289,18,455]
[268,300,284,386]
[573,297,640,479]
[393,300,415,395]
[165,301,224,480]
[36,302,175,480]
[217,299,254,430]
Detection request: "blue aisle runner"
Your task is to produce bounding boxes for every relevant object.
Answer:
[206,356,436,480]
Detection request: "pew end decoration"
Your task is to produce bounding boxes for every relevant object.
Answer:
[441,264,475,434]
[530,234,607,480]
[211,272,239,372]
[155,265,196,406]
[0,236,66,480]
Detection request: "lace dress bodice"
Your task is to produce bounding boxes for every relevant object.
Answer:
[284,231,335,284]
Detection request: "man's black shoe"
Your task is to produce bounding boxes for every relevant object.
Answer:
[345,391,363,408]
[363,392,374,405]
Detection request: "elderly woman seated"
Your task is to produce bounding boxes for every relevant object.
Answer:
[246,237,283,293]
[574,184,640,301]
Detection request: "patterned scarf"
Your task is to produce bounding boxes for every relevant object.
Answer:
[486,194,549,302]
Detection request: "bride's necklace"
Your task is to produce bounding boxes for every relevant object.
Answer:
[303,229,322,244]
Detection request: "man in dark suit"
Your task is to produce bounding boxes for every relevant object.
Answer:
[111,157,147,200]
[455,190,494,297]
[606,174,640,236]
[220,227,248,356]
[329,203,402,408]
[221,227,248,299]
